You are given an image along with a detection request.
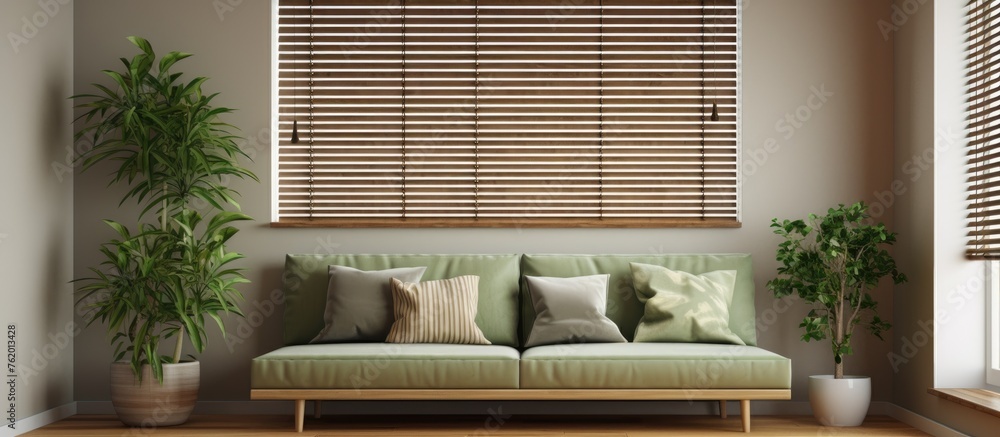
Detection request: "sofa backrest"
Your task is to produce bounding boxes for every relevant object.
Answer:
[520,254,757,346]
[282,254,522,347]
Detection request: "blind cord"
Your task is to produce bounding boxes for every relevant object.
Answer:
[700,0,708,220]
[290,0,302,144]
[474,0,480,220]
[290,7,300,145]
[307,0,315,219]
[599,0,605,220]
[710,0,720,122]
[401,0,408,220]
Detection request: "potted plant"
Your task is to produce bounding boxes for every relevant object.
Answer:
[767,202,906,427]
[73,36,257,427]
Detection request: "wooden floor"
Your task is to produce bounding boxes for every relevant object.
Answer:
[23,414,929,436]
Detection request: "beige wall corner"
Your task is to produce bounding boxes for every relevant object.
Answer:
[0,0,75,431]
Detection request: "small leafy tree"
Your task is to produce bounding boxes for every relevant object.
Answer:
[767,202,906,379]
[73,37,258,383]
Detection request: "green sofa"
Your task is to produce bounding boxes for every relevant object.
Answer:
[251,254,791,432]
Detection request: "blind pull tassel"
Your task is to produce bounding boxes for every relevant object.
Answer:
[291,119,300,144]
[710,102,720,122]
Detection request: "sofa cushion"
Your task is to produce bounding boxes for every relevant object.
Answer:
[520,254,757,345]
[251,344,519,389]
[523,275,626,347]
[519,343,790,389]
[283,254,521,347]
[630,263,745,345]
[311,265,427,344]
[387,276,491,345]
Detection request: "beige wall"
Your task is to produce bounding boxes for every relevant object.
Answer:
[72,0,897,408]
[0,0,75,427]
[890,0,935,420]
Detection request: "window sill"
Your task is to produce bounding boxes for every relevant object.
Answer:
[928,388,1000,418]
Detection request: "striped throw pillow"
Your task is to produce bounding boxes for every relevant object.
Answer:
[386,275,491,345]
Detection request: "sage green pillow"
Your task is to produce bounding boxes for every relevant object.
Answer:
[524,274,626,348]
[630,262,745,345]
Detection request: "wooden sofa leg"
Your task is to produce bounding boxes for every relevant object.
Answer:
[740,400,750,433]
[719,400,727,418]
[295,399,305,432]
[314,400,322,419]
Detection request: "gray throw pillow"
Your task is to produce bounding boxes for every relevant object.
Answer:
[310,265,427,343]
[524,274,627,348]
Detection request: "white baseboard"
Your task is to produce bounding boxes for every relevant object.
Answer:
[76,399,889,417]
[0,402,76,437]
[887,404,967,437]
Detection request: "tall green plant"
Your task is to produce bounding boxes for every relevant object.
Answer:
[767,202,906,379]
[73,37,258,382]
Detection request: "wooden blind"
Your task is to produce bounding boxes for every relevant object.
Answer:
[275,0,740,228]
[967,0,1000,258]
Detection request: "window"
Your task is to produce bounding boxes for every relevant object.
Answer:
[274,0,740,227]
[966,1,1000,383]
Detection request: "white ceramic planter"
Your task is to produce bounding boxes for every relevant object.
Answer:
[808,375,871,426]
[110,362,199,427]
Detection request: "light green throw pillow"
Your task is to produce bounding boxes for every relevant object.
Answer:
[630,262,745,345]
